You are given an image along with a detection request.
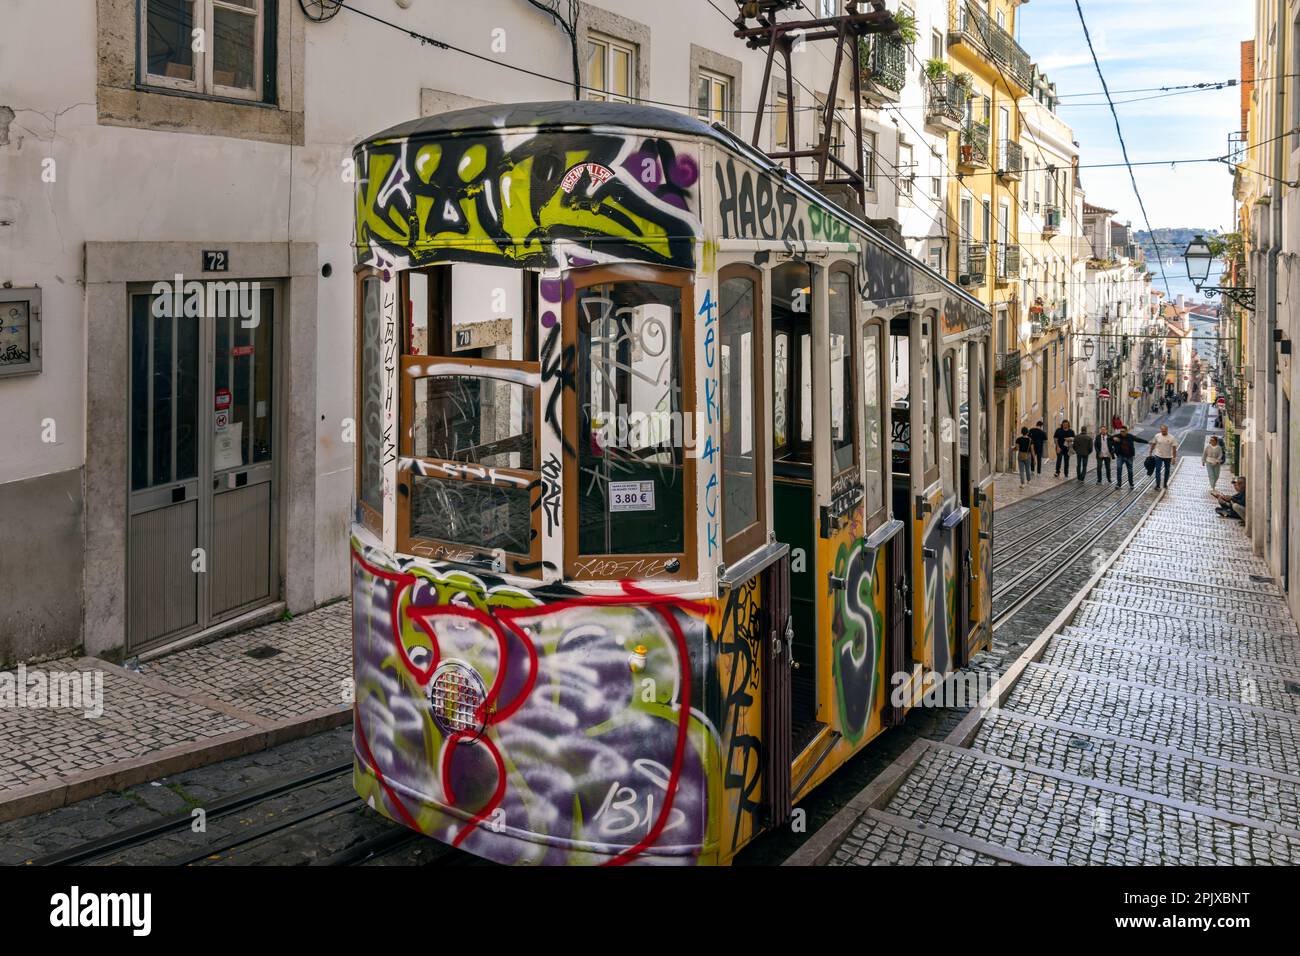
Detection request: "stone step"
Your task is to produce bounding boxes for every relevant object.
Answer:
[1089,582,1292,621]
[884,743,1300,865]
[971,710,1300,834]
[1101,568,1283,601]
[1040,636,1300,715]
[1073,598,1299,637]
[1001,662,1300,777]
[1058,624,1300,670]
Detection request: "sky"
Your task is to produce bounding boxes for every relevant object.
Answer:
[1017,0,1255,234]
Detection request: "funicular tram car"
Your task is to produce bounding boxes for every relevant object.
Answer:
[349,101,995,865]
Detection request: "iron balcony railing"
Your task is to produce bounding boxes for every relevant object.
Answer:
[864,33,908,96]
[998,139,1023,179]
[925,76,966,129]
[995,350,1022,390]
[959,240,988,282]
[950,1,1033,91]
[960,120,990,168]
[1043,205,1062,235]
[996,243,1020,280]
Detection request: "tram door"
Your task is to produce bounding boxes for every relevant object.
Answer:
[126,284,279,652]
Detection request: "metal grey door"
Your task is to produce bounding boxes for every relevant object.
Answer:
[127,284,278,651]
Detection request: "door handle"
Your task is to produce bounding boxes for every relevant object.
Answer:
[828,574,847,591]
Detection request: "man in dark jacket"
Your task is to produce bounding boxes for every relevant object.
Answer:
[1053,420,1075,478]
[1073,427,1093,481]
[1108,426,1147,490]
[1028,420,1048,474]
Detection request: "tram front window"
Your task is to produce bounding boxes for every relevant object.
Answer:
[573,276,688,565]
[389,263,543,572]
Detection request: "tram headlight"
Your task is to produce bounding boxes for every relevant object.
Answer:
[427,661,488,738]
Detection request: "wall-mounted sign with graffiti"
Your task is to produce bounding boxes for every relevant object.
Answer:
[354,120,701,272]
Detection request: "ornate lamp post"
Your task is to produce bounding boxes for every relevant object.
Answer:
[1184,234,1255,311]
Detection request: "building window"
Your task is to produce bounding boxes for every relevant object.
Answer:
[697,69,732,127]
[928,243,944,272]
[0,288,42,378]
[862,130,877,191]
[898,141,914,200]
[931,174,942,199]
[773,91,791,151]
[141,0,267,101]
[819,0,838,15]
[587,32,636,103]
[931,29,944,62]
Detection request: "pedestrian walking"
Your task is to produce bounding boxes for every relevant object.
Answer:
[1111,414,1124,433]
[1150,423,1178,490]
[1094,426,1113,484]
[1014,428,1034,487]
[1053,419,1075,478]
[1110,426,1146,490]
[1202,435,1225,491]
[1073,426,1093,482]
[1028,420,1048,475]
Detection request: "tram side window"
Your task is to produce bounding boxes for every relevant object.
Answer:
[862,323,885,526]
[574,276,690,566]
[978,341,990,477]
[828,268,857,478]
[919,314,938,484]
[720,267,767,562]
[404,264,539,361]
[772,262,813,469]
[889,323,910,475]
[939,351,957,496]
[357,274,383,534]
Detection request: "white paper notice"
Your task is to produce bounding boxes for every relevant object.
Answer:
[609,480,655,512]
[213,421,244,471]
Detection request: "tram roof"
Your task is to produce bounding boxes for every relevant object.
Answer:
[359,102,988,317]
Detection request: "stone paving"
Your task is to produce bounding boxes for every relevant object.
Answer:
[0,601,351,821]
[832,458,1300,866]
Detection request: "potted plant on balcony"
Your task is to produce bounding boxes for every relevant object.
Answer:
[960,123,980,165]
[892,9,919,45]
[924,58,949,83]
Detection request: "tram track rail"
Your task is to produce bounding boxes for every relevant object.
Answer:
[992,478,1132,557]
[991,469,1161,629]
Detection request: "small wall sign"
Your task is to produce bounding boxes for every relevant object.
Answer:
[609,480,655,513]
[203,250,230,272]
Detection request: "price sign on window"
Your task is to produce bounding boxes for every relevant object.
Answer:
[609,480,655,513]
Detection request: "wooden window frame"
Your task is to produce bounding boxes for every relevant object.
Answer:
[920,310,941,490]
[140,0,266,102]
[862,318,889,532]
[718,264,768,565]
[354,267,383,539]
[586,32,636,104]
[697,68,733,127]
[562,264,697,582]
[396,353,543,577]
[827,262,859,483]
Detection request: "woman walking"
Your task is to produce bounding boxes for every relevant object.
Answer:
[1202,435,1225,492]
[1015,428,1034,487]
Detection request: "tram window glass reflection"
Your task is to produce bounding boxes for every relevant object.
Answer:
[890,329,910,475]
[357,274,383,529]
[979,341,990,475]
[394,263,543,571]
[829,269,857,477]
[940,351,956,494]
[958,346,970,459]
[772,262,813,466]
[919,314,937,482]
[575,278,686,559]
[720,267,766,561]
[863,323,885,525]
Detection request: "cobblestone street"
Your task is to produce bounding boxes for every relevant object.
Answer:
[825,459,1300,866]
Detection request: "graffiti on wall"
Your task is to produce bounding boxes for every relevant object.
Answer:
[830,537,886,746]
[354,131,701,272]
[712,576,764,852]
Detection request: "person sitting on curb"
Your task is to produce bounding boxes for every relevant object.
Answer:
[1214,476,1247,520]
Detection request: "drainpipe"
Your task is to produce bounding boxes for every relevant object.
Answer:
[1262,0,1286,562]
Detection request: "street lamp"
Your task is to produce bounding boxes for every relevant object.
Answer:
[1182,234,1255,311]
[1082,338,1094,360]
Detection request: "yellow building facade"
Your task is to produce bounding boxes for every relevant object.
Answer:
[943,0,1029,469]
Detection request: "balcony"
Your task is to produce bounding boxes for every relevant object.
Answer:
[995,350,1022,391]
[949,1,1033,93]
[861,34,908,103]
[997,140,1023,180]
[959,121,990,170]
[1042,205,1062,237]
[995,243,1020,282]
[959,240,988,285]
[925,76,966,132]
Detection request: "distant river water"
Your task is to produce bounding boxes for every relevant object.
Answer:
[1146,258,1226,305]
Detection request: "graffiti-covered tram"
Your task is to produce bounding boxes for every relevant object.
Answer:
[349,101,994,865]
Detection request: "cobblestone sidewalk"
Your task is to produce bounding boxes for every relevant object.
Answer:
[0,602,351,823]
[823,460,1300,866]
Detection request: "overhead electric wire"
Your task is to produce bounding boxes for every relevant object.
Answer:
[1071,0,1172,299]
